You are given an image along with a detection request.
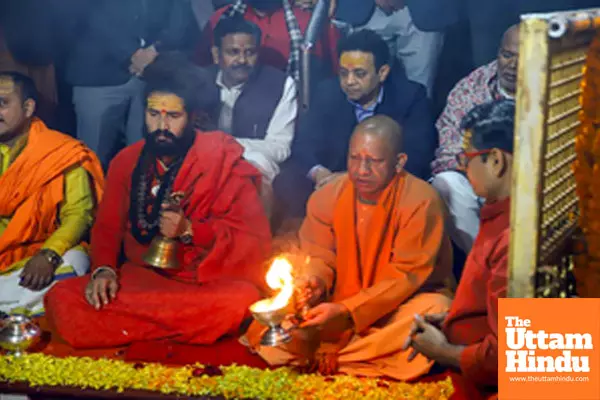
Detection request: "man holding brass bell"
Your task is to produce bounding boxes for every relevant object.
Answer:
[244,115,454,380]
[45,54,271,348]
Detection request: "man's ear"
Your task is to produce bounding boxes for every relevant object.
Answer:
[23,99,36,118]
[378,64,391,83]
[489,148,508,177]
[395,153,408,172]
[211,46,220,65]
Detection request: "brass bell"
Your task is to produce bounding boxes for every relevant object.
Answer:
[142,191,185,269]
[143,236,180,269]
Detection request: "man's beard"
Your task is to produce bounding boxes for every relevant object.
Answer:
[0,117,29,144]
[143,124,195,158]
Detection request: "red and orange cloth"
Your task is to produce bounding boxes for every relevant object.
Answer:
[0,118,103,272]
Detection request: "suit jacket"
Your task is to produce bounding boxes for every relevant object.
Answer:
[66,0,194,87]
[291,72,437,181]
[334,0,460,32]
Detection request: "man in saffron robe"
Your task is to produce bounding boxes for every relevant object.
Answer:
[404,100,515,395]
[0,72,103,317]
[244,115,453,380]
[45,56,271,348]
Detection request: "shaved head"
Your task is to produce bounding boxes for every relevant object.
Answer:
[497,24,520,95]
[348,115,407,203]
[501,24,519,47]
[352,115,404,155]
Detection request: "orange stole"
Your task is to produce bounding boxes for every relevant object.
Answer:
[0,119,104,271]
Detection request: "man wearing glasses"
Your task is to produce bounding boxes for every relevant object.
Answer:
[403,100,514,398]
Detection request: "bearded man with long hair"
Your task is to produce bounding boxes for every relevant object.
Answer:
[45,55,271,348]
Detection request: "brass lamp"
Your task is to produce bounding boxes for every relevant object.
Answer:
[142,192,185,269]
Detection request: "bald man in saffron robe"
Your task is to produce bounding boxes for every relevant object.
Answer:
[244,115,453,380]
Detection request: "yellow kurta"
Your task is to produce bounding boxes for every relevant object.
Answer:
[247,172,454,380]
[0,132,94,273]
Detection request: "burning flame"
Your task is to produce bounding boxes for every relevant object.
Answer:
[251,257,294,313]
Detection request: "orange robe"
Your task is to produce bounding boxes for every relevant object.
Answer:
[0,118,103,271]
[247,172,454,380]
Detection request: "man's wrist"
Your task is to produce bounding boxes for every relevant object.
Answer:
[336,303,354,329]
[92,266,117,281]
[439,343,464,369]
[39,248,62,269]
[149,43,160,54]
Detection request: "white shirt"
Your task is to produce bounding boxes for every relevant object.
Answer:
[216,71,297,184]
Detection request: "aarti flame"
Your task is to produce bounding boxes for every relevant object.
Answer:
[251,257,294,313]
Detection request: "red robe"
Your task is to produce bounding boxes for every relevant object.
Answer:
[45,131,271,348]
[442,197,510,391]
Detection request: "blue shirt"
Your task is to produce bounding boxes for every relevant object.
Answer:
[349,87,384,122]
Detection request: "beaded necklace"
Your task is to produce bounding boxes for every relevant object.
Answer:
[129,148,183,244]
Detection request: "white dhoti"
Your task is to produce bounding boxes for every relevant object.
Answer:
[0,248,89,316]
[431,171,483,254]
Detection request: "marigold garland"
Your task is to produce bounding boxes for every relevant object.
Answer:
[0,354,454,400]
[573,32,600,297]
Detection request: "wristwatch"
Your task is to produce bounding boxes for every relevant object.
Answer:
[39,249,62,268]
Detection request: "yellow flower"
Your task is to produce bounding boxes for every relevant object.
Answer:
[0,354,454,399]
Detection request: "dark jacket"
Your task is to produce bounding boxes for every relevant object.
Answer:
[66,0,194,87]
[207,64,287,140]
[291,73,437,181]
[334,0,460,32]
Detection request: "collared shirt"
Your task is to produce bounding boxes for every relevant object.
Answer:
[216,72,245,134]
[308,87,384,180]
[432,61,510,174]
[216,70,298,183]
[0,134,94,272]
[349,87,384,123]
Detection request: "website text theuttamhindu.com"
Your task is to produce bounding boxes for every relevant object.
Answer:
[508,376,590,383]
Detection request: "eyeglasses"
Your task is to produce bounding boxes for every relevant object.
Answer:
[455,149,492,169]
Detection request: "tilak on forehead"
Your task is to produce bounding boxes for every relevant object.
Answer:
[147,93,185,115]
[0,76,16,96]
[340,52,371,70]
[462,129,473,151]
